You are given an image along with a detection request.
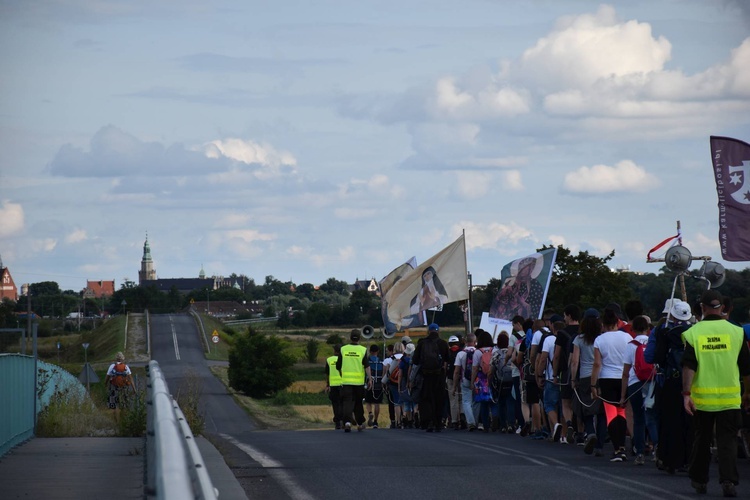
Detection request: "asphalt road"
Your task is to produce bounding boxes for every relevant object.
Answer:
[150,314,750,500]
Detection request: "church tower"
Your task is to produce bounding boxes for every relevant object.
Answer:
[138,234,157,285]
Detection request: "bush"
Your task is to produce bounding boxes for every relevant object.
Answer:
[305,338,319,363]
[325,333,343,345]
[228,329,296,398]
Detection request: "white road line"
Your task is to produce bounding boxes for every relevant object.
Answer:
[219,433,316,500]
[170,316,180,360]
[573,466,694,500]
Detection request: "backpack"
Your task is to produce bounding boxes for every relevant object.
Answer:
[420,337,443,375]
[111,362,130,387]
[388,356,401,384]
[479,347,493,375]
[631,341,654,382]
[462,347,476,381]
[493,350,513,385]
[369,357,384,390]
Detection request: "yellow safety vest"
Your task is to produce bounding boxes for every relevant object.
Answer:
[682,319,744,412]
[340,344,367,385]
[327,355,342,386]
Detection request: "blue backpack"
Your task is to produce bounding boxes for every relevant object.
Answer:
[369,356,383,390]
[462,347,476,382]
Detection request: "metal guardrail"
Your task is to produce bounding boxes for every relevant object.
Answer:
[146,360,217,500]
[223,316,278,326]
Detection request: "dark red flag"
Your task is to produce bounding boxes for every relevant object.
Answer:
[710,136,750,261]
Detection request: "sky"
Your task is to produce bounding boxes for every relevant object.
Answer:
[1,0,749,293]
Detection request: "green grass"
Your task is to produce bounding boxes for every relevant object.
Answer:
[293,363,326,381]
[271,390,329,406]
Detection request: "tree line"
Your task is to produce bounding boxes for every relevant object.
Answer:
[2,245,748,331]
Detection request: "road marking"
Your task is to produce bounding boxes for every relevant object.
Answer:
[170,316,180,360]
[570,467,693,500]
[219,433,316,500]
[440,437,548,465]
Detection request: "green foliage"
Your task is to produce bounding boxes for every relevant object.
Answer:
[326,333,343,345]
[117,389,147,437]
[228,329,296,398]
[305,338,319,363]
[174,369,205,436]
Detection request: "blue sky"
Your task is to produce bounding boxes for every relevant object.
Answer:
[1,0,749,293]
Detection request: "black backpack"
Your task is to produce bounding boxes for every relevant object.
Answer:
[420,337,443,375]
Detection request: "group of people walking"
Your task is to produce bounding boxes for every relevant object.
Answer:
[325,290,750,497]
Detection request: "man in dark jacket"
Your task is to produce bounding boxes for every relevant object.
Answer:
[412,323,450,432]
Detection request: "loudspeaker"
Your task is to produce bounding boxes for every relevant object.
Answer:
[361,325,375,339]
[665,245,692,273]
[700,261,726,288]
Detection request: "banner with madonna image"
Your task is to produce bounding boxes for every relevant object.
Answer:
[379,257,427,334]
[488,247,557,324]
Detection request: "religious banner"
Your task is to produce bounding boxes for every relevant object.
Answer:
[384,234,468,325]
[488,247,557,322]
[710,136,750,261]
[379,257,426,334]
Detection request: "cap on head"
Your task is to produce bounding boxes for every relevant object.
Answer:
[700,289,723,311]
[350,329,361,341]
[670,301,692,322]
[583,308,600,319]
[401,335,412,344]
[428,323,439,332]
[549,314,564,323]
[605,303,624,320]
[448,335,459,343]
[405,344,416,356]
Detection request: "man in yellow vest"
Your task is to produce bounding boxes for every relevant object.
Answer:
[336,329,372,432]
[325,344,344,429]
[682,290,750,498]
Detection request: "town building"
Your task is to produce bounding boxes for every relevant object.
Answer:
[82,280,115,299]
[0,255,18,302]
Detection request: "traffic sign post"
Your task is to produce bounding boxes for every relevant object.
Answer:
[211,330,219,355]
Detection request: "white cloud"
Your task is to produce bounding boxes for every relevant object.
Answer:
[461,221,534,251]
[65,228,88,244]
[562,160,660,194]
[548,234,567,247]
[519,5,672,90]
[31,238,57,252]
[503,170,524,190]
[201,138,298,180]
[0,200,24,237]
[455,172,493,199]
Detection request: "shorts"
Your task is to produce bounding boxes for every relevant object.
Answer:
[524,380,540,405]
[388,383,400,405]
[543,381,561,414]
[365,387,384,404]
[560,381,573,400]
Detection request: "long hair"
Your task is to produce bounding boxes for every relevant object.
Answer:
[602,309,620,330]
[422,266,447,296]
[580,316,602,345]
[476,329,494,349]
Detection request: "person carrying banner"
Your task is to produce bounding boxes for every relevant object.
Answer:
[682,290,750,497]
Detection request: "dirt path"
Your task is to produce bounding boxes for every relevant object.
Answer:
[125,313,150,363]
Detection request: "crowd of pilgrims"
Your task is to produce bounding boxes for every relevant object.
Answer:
[357,300,749,471]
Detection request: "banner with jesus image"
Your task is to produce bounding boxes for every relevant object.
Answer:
[488,247,557,322]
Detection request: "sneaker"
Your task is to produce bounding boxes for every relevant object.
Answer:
[552,423,562,442]
[344,422,351,433]
[357,424,365,432]
[576,433,585,446]
[691,480,707,495]
[468,424,477,432]
[560,436,568,444]
[477,423,485,432]
[610,450,627,462]
[520,421,531,437]
[390,421,396,429]
[584,434,597,455]
[515,426,522,435]
[721,481,737,498]
[373,423,379,429]
[335,422,341,430]
[565,425,575,445]
[367,413,373,427]
[531,431,546,440]
[635,454,645,466]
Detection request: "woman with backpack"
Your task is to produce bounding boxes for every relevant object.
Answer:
[618,315,653,465]
[489,333,515,433]
[383,342,404,429]
[471,330,495,432]
[104,352,135,420]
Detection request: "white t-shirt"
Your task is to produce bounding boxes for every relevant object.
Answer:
[542,334,557,380]
[593,330,632,379]
[106,362,131,376]
[455,347,475,387]
[624,334,650,387]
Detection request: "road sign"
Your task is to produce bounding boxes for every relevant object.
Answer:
[212,330,220,344]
